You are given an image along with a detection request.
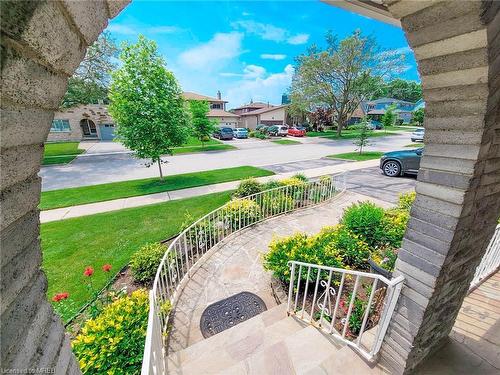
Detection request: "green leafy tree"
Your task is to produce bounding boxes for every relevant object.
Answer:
[61,31,118,107]
[189,100,216,147]
[353,118,373,154]
[381,103,397,129]
[109,35,190,181]
[291,30,404,136]
[413,107,424,126]
[373,79,422,103]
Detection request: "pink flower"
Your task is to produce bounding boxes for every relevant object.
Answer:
[84,266,94,277]
[102,264,112,272]
[52,292,69,302]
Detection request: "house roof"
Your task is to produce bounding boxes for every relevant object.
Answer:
[240,104,288,116]
[367,109,386,115]
[183,91,226,103]
[233,101,271,110]
[366,97,415,105]
[350,105,366,118]
[208,109,240,118]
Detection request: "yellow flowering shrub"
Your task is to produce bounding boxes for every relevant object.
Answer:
[72,290,149,374]
[222,198,261,229]
[397,191,416,211]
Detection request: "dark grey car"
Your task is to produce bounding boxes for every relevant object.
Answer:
[213,127,234,140]
[380,148,423,177]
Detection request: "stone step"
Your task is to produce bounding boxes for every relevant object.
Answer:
[218,325,346,375]
[167,303,303,373]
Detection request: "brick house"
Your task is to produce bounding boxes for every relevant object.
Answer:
[48,104,115,142]
[183,91,240,128]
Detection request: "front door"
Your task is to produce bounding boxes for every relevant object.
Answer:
[80,119,98,138]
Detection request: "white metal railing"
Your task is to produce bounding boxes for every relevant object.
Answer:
[470,224,500,290]
[286,261,404,362]
[142,173,347,374]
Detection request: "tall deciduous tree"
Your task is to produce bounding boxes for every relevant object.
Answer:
[61,31,118,107]
[109,35,190,180]
[374,79,422,103]
[189,100,216,147]
[291,30,404,136]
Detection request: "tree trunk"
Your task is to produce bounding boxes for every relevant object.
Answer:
[157,159,164,181]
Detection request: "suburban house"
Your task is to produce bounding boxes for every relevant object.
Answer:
[48,104,116,142]
[239,104,289,130]
[232,101,273,115]
[362,97,415,124]
[183,91,240,128]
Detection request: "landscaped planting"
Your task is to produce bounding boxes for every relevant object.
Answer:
[42,191,233,321]
[263,191,415,339]
[72,290,149,375]
[130,243,168,284]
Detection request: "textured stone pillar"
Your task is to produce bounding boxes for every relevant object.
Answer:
[380,1,500,373]
[0,1,129,372]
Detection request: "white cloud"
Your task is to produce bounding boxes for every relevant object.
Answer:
[219,64,266,79]
[287,33,309,45]
[260,53,287,60]
[232,20,309,45]
[242,11,252,16]
[225,64,294,108]
[179,32,244,70]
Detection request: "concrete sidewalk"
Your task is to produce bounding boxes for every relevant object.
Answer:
[40,159,380,223]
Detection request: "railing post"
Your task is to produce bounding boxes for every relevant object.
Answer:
[287,262,296,314]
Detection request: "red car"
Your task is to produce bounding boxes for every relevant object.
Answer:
[288,126,306,137]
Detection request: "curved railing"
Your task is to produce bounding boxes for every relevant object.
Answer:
[142,172,347,374]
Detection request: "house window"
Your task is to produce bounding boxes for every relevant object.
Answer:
[211,103,221,109]
[50,119,71,132]
[80,119,98,137]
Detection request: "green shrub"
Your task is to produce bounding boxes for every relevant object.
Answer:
[261,192,295,216]
[233,178,262,198]
[398,191,416,211]
[371,245,398,272]
[323,225,370,270]
[381,208,410,248]
[263,230,344,282]
[291,173,308,182]
[249,131,256,138]
[130,243,166,284]
[261,179,282,190]
[341,202,385,248]
[222,199,261,229]
[72,290,149,375]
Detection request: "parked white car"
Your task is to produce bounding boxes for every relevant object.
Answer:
[411,128,425,142]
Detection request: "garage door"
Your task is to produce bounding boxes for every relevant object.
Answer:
[99,124,116,140]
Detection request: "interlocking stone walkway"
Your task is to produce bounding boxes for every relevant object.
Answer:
[168,191,393,353]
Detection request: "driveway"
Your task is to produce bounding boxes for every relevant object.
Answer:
[345,166,416,204]
[40,133,413,191]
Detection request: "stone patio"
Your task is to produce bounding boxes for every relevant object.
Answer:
[167,191,393,353]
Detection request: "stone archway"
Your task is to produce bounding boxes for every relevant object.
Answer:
[0,1,498,374]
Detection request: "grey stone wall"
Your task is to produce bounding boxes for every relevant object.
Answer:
[380,1,500,373]
[0,1,129,372]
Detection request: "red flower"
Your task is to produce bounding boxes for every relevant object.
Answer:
[84,266,94,277]
[52,292,69,302]
[102,264,112,272]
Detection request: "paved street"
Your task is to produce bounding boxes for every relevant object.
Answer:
[40,133,414,191]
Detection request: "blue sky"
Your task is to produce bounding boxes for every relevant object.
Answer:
[106,1,419,109]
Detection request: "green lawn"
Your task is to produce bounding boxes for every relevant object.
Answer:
[405,143,424,148]
[327,151,384,161]
[42,190,233,321]
[172,136,236,154]
[40,166,273,210]
[43,142,85,165]
[307,129,397,140]
[272,139,301,145]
